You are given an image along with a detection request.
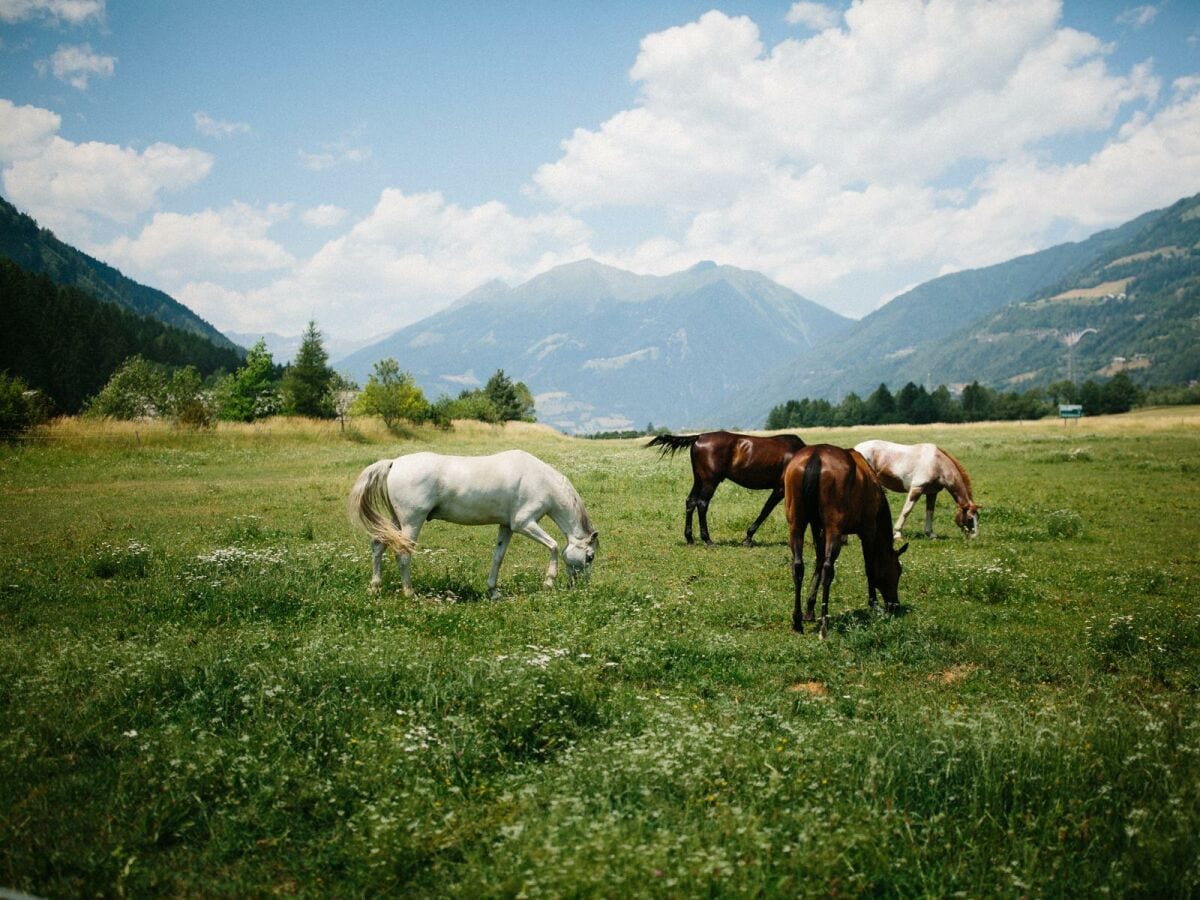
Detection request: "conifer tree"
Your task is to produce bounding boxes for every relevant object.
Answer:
[282,321,335,418]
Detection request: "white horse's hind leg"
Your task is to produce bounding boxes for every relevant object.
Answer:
[894,487,923,540]
[370,539,385,592]
[488,525,513,599]
[517,520,560,588]
[394,519,424,598]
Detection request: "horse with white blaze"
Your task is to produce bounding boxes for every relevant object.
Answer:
[348,449,599,598]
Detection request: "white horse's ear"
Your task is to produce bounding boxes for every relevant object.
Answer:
[897,542,910,557]
[589,530,599,547]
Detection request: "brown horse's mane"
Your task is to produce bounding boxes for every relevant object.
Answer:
[940,448,973,500]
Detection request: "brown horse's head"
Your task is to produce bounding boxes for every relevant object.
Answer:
[954,502,980,538]
[874,541,909,608]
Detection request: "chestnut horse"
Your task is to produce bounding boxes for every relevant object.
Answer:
[784,445,908,638]
[853,440,979,540]
[647,430,805,545]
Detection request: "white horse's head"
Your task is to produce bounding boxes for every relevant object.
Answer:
[564,530,599,582]
[955,502,980,538]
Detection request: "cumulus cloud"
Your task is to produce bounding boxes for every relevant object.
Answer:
[102,202,295,282]
[0,99,212,239]
[174,187,593,336]
[301,204,348,227]
[37,43,115,90]
[785,2,841,31]
[193,111,250,138]
[528,0,1194,316]
[0,0,103,24]
[0,98,60,162]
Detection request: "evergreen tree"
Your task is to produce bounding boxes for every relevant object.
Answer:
[960,381,993,421]
[483,370,536,422]
[281,321,335,418]
[864,383,896,424]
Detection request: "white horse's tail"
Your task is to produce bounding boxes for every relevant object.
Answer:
[348,459,417,554]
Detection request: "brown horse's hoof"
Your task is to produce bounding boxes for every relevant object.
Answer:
[792,621,804,634]
[741,537,755,547]
[803,611,816,622]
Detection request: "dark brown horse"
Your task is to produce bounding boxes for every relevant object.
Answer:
[783,444,908,638]
[647,430,806,546]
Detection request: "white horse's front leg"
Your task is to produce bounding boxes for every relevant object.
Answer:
[488,525,513,600]
[518,520,560,588]
[893,488,923,541]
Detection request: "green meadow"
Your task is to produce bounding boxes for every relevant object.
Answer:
[2,411,1198,897]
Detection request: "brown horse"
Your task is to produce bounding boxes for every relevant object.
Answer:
[647,430,806,546]
[784,444,908,638]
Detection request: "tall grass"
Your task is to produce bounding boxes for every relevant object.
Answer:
[2,411,1198,895]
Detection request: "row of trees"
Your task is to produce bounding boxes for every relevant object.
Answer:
[765,375,1145,430]
[80,320,536,430]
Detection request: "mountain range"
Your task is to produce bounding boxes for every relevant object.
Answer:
[336,259,852,432]
[3,189,1197,430]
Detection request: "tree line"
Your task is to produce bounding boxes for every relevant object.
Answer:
[72,321,536,432]
[765,375,1147,430]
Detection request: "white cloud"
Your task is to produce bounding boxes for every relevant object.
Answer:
[527,0,1193,317]
[102,202,294,282]
[193,111,250,138]
[298,142,371,171]
[37,43,115,90]
[301,204,348,227]
[0,98,60,162]
[0,100,213,239]
[785,2,841,31]
[0,0,103,24]
[1116,4,1159,29]
[173,187,593,337]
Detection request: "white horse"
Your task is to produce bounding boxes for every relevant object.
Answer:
[853,440,979,540]
[348,449,599,599]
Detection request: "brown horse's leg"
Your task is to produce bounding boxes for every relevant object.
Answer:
[692,480,719,546]
[790,523,806,633]
[805,528,824,622]
[744,486,784,546]
[818,537,843,640]
[684,477,703,544]
[862,536,877,609]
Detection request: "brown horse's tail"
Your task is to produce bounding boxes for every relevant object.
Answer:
[645,433,700,458]
[348,459,416,554]
[801,450,825,549]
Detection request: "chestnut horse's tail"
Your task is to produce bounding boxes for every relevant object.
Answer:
[645,433,700,458]
[800,450,825,549]
[348,459,417,554]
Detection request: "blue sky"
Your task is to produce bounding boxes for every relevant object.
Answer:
[1,0,1198,342]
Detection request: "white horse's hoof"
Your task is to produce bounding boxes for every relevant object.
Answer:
[369,581,382,595]
[489,589,502,600]
[893,531,903,542]
[543,578,555,589]
[402,586,415,599]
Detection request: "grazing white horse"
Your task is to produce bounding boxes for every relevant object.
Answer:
[348,449,599,599]
[853,440,980,540]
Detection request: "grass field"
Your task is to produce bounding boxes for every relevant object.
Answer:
[2,410,1199,897]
